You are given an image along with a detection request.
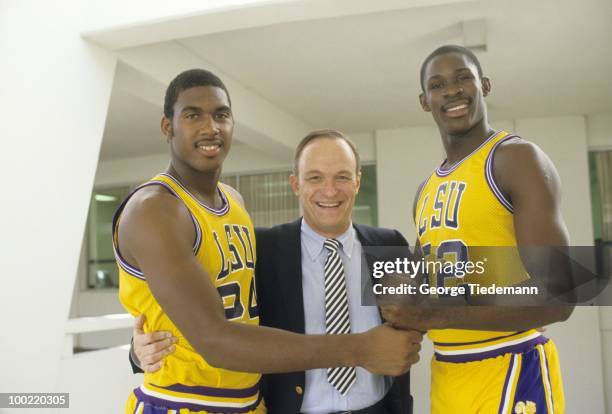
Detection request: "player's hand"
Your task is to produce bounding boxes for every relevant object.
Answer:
[133,314,177,373]
[380,304,441,332]
[358,324,422,376]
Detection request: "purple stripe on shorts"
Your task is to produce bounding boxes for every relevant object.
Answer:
[540,345,555,413]
[510,344,551,414]
[435,335,549,363]
[434,330,526,347]
[150,381,260,399]
[133,387,260,413]
[498,353,517,414]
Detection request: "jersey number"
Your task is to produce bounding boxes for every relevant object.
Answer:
[217,275,259,320]
[421,240,468,297]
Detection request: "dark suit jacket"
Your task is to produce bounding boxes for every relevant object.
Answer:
[256,219,413,414]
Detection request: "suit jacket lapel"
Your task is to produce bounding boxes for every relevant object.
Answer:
[275,219,306,334]
[354,224,386,320]
[354,224,376,279]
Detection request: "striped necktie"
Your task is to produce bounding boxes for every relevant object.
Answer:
[324,238,356,395]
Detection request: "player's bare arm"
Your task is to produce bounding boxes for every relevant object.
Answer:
[131,181,240,373]
[119,186,421,376]
[384,139,574,332]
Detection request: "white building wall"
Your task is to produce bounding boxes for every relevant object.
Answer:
[0,0,117,396]
[376,114,608,413]
[55,347,142,413]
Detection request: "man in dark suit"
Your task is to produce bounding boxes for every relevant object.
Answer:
[256,222,412,414]
[130,129,415,413]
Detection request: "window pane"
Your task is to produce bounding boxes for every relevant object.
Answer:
[589,152,604,241]
[88,261,120,289]
[238,171,299,227]
[87,187,130,289]
[589,151,612,280]
[354,164,378,226]
[220,175,238,189]
[592,151,612,241]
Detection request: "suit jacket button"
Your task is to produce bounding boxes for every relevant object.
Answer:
[295,386,303,395]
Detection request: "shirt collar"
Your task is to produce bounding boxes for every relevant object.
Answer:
[300,218,355,262]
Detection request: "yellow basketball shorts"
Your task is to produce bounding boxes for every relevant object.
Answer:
[124,383,266,414]
[430,338,564,414]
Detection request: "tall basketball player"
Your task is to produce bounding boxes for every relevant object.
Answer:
[114,69,421,413]
[381,45,573,413]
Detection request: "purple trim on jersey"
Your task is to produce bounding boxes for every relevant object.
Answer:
[415,176,430,220]
[190,212,203,255]
[434,330,527,347]
[150,382,260,398]
[485,135,518,213]
[112,181,203,281]
[435,130,500,177]
[435,335,548,363]
[160,173,230,216]
[111,182,163,280]
[415,176,431,212]
[133,386,260,413]
[498,353,517,414]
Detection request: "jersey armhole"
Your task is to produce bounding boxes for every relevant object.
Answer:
[413,176,431,221]
[485,135,518,213]
[112,181,203,280]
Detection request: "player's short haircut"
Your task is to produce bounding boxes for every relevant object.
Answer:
[164,69,231,118]
[420,45,483,91]
[293,129,361,175]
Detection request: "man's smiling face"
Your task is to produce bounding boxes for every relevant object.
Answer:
[420,52,490,136]
[290,137,361,239]
[162,85,233,174]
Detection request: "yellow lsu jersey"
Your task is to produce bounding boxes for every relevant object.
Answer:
[114,173,262,413]
[415,130,541,353]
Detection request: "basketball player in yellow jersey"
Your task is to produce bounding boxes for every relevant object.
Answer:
[381,46,574,413]
[115,69,422,413]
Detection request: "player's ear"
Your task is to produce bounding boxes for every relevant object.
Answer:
[419,93,431,112]
[481,77,491,97]
[289,173,300,196]
[161,116,173,142]
[355,169,362,195]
